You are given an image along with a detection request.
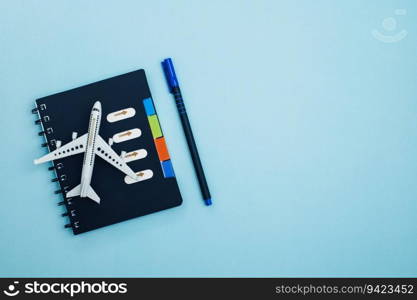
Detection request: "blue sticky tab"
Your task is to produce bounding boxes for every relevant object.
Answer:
[143,98,155,116]
[161,160,175,178]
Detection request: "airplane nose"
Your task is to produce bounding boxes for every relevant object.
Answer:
[93,101,102,111]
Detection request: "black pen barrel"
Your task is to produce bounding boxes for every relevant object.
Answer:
[172,87,212,204]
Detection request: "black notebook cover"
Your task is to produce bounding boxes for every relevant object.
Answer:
[34,69,182,234]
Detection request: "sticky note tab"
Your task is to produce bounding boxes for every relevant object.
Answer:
[155,137,170,161]
[106,108,136,123]
[143,98,155,116]
[113,128,142,143]
[148,115,162,138]
[123,149,147,163]
[124,170,154,184]
[161,160,175,178]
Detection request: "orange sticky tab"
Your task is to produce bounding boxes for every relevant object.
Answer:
[155,137,170,161]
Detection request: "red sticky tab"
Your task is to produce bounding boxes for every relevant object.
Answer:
[155,137,170,161]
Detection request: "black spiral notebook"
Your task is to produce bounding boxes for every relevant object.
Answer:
[33,69,183,235]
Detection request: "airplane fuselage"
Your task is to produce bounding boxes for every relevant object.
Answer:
[80,101,101,198]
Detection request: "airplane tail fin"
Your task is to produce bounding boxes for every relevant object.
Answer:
[66,184,101,204]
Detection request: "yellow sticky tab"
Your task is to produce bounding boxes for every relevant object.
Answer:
[148,115,162,138]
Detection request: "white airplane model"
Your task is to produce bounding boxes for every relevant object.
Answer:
[34,101,138,204]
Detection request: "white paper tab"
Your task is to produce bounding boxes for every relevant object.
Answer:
[123,149,147,163]
[106,108,136,123]
[113,128,141,143]
[124,169,153,184]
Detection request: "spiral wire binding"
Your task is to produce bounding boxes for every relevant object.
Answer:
[33,102,79,231]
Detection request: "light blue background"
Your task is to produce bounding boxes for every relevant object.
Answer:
[0,0,416,277]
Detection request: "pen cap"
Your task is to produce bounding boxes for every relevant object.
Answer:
[162,58,179,92]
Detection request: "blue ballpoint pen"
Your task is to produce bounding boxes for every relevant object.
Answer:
[162,58,212,206]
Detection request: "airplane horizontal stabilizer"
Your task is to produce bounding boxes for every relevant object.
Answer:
[66,184,81,198]
[87,185,100,204]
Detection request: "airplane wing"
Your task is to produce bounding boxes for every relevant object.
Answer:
[34,134,87,164]
[95,135,138,179]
